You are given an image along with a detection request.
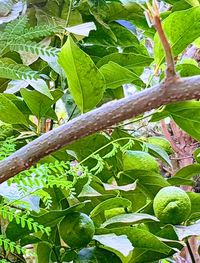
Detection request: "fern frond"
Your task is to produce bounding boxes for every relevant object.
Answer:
[33,189,52,209]
[90,154,105,174]
[120,139,135,153]
[0,235,25,254]
[10,41,60,57]
[0,137,16,161]
[21,25,60,40]
[0,59,39,80]
[0,206,51,235]
[4,16,28,37]
[103,142,120,159]
[4,16,28,36]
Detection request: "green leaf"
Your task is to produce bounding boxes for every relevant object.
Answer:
[165,101,200,141]
[93,234,133,263]
[99,62,144,89]
[168,164,200,186]
[146,143,172,167]
[97,53,153,71]
[101,213,159,228]
[96,227,172,254]
[20,89,63,119]
[37,241,52,263]
[90,197,132,218]
[154,7,200,66]
[0,94,28,125]
[58,36,105,112]
[75,247,122,262]
[176,61,200,77]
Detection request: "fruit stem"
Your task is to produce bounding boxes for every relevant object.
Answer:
[186,239,196,263]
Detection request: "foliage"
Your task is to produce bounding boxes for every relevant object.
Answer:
[0,0,200,262]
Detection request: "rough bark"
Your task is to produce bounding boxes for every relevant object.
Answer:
[1,76,200,183]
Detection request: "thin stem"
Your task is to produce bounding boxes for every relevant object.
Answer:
[186,239,196,263]
[79,137,142,165]
[147,0,177,80]
[67,105,77,121]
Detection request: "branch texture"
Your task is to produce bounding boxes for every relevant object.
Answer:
[1,76,200,183]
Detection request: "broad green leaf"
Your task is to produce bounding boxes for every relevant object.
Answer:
[99,62,144,89]
[176,59,200,77]
[26,79,53,99]
[168,164,200,186]
[0,94,28,125]
[37,241,52,263]
[20,89,63,120]
[146,143,172,167]
[58,36,105,112]
[6,202,89,241]
[161,101,200,141]
[90,197,132,218]
[97,53,153,71]
[96,227,172,254]
[154,7,200,66]
[93,234,133,263]
[75,247,122,262]
[101,213,159,228]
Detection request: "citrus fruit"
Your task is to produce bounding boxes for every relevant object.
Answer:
[147,136,173,154]
[59,212,95,248]
[123,150,159,172]
[153,186,191,224]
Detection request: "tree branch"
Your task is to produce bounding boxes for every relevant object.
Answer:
[1,76,200,183]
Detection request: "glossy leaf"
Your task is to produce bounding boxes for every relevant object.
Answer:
[0,94,28,125]
[101,213,159,228]
[154,7,200,66]
[99,62,144,89]
[58,36,105,112]
[93,234,133,263]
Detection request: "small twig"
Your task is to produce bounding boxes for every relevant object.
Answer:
[146,0,177,81]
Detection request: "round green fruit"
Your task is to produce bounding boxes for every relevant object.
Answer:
[123,150,159,172]
[153,186,191,225]
[59,212,95,248]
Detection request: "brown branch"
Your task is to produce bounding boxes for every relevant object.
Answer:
[1,76,200,183]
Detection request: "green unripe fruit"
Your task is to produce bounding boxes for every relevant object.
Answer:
[153,186,191,225]
[59,212,95,248]
[123,150,159,172]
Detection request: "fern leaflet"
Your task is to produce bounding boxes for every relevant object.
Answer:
[10,41,60,57]
[0,235,25,254]
[0,59,39,80]
[4,16,28,36]
[0,206,51,235]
